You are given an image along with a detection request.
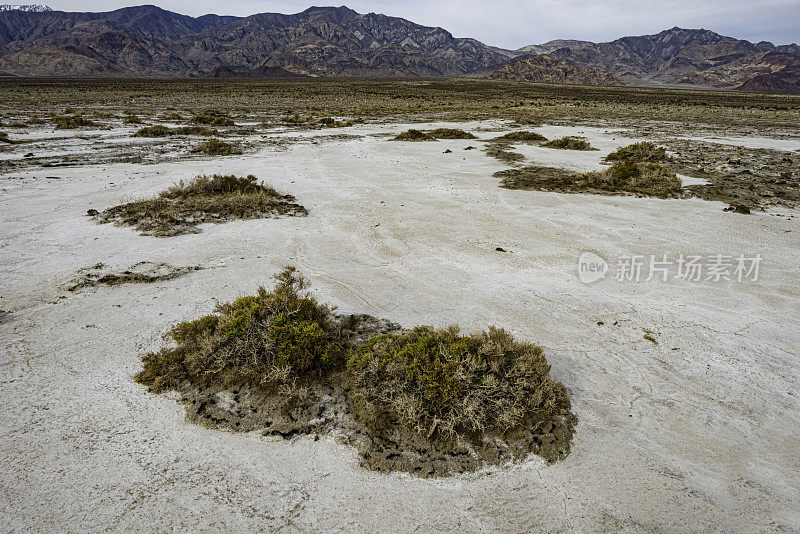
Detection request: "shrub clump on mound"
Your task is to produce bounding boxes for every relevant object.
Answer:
[0,132,14,144]
[190,139,241,156]
[493,131,548,143]
[392,129,438,141]
[427,128,477,139]
[348,325,576,468]
[542,136,597,151]
[605,142,669,162]
[135,268,576,477]
[392,128,477,141]
[497,161,683,198]
[96,174,307,236]
[137,267,347,393]
[52,114,95,129]
[191,109,235,126]
[133,125,218,138]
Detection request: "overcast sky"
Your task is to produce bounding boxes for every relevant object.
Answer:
[48,0,800,49]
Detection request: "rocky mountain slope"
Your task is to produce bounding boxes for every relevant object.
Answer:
[488,54,622,86]
[0,5,514,77]
[524,27,800,92]
[0,5,798,93]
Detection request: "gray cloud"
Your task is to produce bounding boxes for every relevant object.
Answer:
[51,0,800,48]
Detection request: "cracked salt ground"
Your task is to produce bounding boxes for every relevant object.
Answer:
[1,121,799,531]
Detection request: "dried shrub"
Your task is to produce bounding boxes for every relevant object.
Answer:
[133,125,218,137]
[347,325,575,460]
[191,109,234,126]
[605,142,669,162]
[96,174,306,236]
[497,161,683,198]
[392,129,437,141]
[493,131,548,143]
[190,139,240,155]
[52,114,95,129]
[427,128,477,139]
[542,136,596,151]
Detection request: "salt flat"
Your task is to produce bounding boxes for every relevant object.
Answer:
[1,122,799,532]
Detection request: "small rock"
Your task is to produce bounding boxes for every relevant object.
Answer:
[443,149,452,153]
[495,247,507,252]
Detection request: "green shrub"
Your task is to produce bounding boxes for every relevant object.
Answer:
[347,325,574,451]
[136,267,346,392]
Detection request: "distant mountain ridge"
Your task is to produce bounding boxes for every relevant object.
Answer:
[521,27,800,92]
[0,5,513,77]
[0,5,798,93]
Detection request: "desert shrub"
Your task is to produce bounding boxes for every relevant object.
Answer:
[52,114,95,129]
[191,109,234,126]
[427,128,477,139]
[542,136,596,151]
[605,142,669,162]
[96,174,306,236]
[123,114,143,124]
[137,267,347,392]
[282,113,315,125]
[133,125,218,138]
[493,131,548,143]
[392,129,437,141]
[133,125,172,137]
[347,325,574,454]
[160,112,185,121]
[0,132,12,144]
[190,139,240,156]
[497,161,683,198]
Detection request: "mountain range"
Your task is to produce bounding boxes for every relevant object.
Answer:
[0,4,798,93]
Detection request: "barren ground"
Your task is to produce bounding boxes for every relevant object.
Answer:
[1,113,799,531]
